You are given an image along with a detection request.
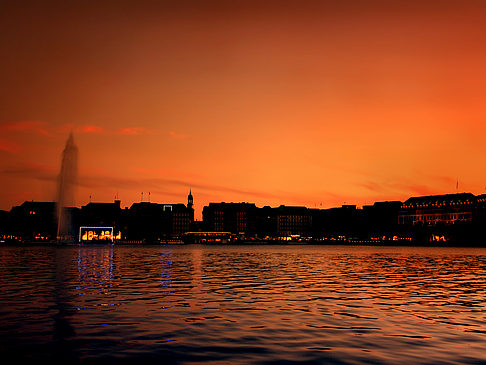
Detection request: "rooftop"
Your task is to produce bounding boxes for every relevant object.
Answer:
[402,193,476,208]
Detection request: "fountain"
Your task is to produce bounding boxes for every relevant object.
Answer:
[56,133,78,242]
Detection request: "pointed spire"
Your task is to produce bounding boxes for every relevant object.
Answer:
[65,131,75,148]
[188,188,194,209]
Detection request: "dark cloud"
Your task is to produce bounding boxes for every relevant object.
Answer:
[360,180,435,197]
[0,162,287,202]
[0,163,57,182]
[79,174,285,200]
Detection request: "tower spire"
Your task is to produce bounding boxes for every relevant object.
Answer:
[187,188,193,209]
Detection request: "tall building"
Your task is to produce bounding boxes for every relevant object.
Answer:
[187,189,194,222]
[187,189,193,209]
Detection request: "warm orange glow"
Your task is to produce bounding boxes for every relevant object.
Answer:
[2,2,486,219]
[80,227,114,242]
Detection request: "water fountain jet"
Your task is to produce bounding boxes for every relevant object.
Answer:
[56,133,78,242]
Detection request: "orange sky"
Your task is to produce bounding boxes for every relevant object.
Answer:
[1,0,486,219]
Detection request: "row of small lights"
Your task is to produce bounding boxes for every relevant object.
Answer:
[403,201,474,208]
[1,235,20,240]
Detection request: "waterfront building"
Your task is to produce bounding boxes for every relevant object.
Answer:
[167,203,193,234]
[315,205,364,238]
[80,200,121,228]
[0,210,8,234]
[398,193,476,226]
[254,206,278,238]
[3,190,486,244]
[475,194,486,223]
[202,202,257,235]
[363,201,403,232]
[126,201,193,241]
[7,201,57,241]
[276,206,312,237]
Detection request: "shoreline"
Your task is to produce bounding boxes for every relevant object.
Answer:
[2,239,486,248]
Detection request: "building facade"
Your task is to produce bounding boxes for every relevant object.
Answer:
[398,193,476,226]
[202,202,257,235]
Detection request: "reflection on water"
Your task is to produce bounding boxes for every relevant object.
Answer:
[1,245,486,363]
[77,247,114,310]
[160,250,173,310]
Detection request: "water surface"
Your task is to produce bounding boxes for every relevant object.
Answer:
[1,245,486,364]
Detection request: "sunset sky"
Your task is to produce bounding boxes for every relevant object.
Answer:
[1,0,486,219]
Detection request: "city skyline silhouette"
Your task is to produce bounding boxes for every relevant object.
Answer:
[2,0,486,220]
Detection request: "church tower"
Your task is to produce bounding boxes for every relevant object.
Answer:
[187,189,193,209]
[187,189,194,223]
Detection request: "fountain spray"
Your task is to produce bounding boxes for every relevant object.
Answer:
[56,133,78,241]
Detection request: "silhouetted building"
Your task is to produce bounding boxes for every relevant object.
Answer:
[79,199,122,237]
[276,206,312,237]
[317,204,364,237]
[202,204,316,238]
[396,193,486,243]
[4,190,486,244]
[168,203,194,234]
[187,189,193,209]
[254,206,278,238]
[363,201,402,232]
[398,193,475,226]
[123,202,161,241]
[187,189,194,222]
[80,200,121,226]
[0,210,8,234]
[8,201,57,240]
[476,194,486,224]
[124,201,193,241]
[202,202,257,235]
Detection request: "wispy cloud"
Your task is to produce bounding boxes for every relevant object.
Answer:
[134,167,201,180]
[60,124,154,136]
[3,121,157,138]
[118,127,153,135]
[1,162,285,201]
[0,140,19,154]
[4,122,105,136]
[74,125,105,134]
[359,180,435,197]
[0,162,57,181]
[169,131,188,140]
[0,121,50,136]
[79,173,282,200]
[1,159,328,208]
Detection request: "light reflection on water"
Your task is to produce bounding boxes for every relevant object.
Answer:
[77,247,114,308]
[1,245,486,363]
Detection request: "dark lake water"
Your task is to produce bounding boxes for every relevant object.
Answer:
[1,245,486,364]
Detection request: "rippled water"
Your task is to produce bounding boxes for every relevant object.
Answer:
[1,245,486,364]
